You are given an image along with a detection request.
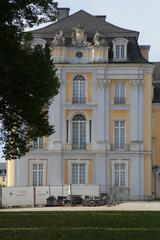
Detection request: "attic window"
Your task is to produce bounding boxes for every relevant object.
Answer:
[112,38,128,61]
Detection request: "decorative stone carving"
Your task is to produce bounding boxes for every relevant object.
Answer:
[72,24,91,47]
[153,165,160,177]
[130,80,144,89]
[96,79,111,89]
[93,30,106,46]
[51,30,65,47]
[31,38,46,48]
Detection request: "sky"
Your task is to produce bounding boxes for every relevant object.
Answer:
[0,0,160,161]
[55,0,160,61]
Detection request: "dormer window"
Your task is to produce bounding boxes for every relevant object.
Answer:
[112,38,128,61]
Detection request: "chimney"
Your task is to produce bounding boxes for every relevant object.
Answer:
[95,15,106,21]
[57,8,70,21]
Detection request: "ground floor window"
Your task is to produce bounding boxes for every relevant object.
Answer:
[29,159,47,186]
[32,163,44,186]
[112,160,128,187]
[71,163,86,184]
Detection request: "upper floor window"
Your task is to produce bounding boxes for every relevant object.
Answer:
[72,114,86,150]
[73,75,85,104]
[114,82,126,104]
[116,45,125,59]
[33,137,43,150]
[112,38,128,61]
[115,120,125,150]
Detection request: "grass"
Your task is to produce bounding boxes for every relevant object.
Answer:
[0,211,160,239]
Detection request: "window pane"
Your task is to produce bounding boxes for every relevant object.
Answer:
[73,75,85,103]
[115,171,119,186]
[79,164,85,184]
[72,164,78,184]
[115,127,119,148]
[32,163,44,186]
[115,121,125,149]
[114,163,126,187]
[72,114,86,150]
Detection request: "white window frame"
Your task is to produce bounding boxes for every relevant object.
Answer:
[114,82,126,104]
[69,160,89,184]
[112,38,128,61]
[114,120,126,150]
[72,114,86,150]
[111,160,129,187]
[72,75,86,104]
[33,137,43,150]
[29,159,47,186]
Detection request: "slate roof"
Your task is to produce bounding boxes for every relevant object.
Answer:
[153,63,160,103]
[32,10,139,39]
[31,9,149,63]
[153,62,160,82]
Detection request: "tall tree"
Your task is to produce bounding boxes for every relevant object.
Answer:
[0,1,60,159]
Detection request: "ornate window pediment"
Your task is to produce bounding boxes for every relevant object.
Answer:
[31,38,46,49]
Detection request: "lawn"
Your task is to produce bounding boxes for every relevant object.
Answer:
[0,211,160,240]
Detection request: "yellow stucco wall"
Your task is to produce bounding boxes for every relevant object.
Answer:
[64,160,93,185]
[152,105,160,165]
[144,72,152,196]
[6,160,15,186]
[65,72,93,104]
[110,80,130,104]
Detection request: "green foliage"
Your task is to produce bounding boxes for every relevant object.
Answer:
[0,0,59,159]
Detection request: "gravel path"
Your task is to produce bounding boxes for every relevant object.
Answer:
[0,201,160,211]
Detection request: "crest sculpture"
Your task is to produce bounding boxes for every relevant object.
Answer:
[72,24,91,47]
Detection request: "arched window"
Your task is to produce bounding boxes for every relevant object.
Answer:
[72,114,86,149]
[73,75,85,104]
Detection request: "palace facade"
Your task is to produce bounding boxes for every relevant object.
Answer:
[7,8,160,200]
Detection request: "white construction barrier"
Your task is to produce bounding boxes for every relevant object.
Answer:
[71,184,99,197]
[0,184,101,207]
[35,186,49,205]
[50,185,69,197]
[2,187,33,207]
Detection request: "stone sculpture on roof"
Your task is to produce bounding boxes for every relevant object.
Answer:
[93,30,106,46]
[72,23,91,47]
[51,30,65,47]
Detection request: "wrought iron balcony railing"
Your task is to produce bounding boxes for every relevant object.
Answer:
[72,97,86,104]
[114,97,126,105]
[72,143,86,150]
[110,144,130,151]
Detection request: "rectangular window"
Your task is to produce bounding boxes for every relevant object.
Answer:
[89,120,92,143]
[33,137,43,149]
[113,162,127,187]
[71,163,86,184]
[114,82,125,104]
[66,120,69,143]
[115,120,125,149]
[116,45,125,59]
[32,163,44,186]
